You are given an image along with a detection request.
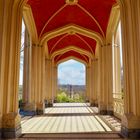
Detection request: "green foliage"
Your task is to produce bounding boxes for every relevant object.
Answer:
[18,85,23,100]
[19,99,23,108]
[56,92,69,103]
[56,92,84,103]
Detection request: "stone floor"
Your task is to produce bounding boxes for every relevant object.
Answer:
[44,103,96,114]
[22,115,112,133]
[21,103,121,134]
[2,103,133,139]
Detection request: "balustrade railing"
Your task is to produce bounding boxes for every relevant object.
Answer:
[113,93,124,119]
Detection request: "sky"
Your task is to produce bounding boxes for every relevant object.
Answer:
[19,21,25,85]
[19,59,86,85]
[58,59,85,85]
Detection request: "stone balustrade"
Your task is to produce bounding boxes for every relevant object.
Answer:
[113,93,124,119]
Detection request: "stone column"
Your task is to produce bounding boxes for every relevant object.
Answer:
[52,66,58,102]
[96,60,100,107]
[22,30,31,103]
[95,60,99,106]
[0,0,4,137]
[98,46,107,114]
[98,44,113,115]
[86,66,92,102]
[31,44,45,114]
[0,0,23,138]
[21,29,35,114]
[90,60,94,105]
[119,0,140,138]
[106,44,113,115]
[113,34,121,94]
[45,59,53,106]
[90,59,98,106]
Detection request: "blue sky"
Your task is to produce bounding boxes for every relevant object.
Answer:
[19,59,86,85]
[19,21,25,85]
[58,59,85,85]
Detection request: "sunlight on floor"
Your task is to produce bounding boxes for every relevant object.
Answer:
[21,103,120,134]
[21,115,112,133]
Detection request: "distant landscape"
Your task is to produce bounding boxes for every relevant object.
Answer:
[57,84,86,102]
[18,84,86,102]
[58,84,86,95]
[19,85,23,100]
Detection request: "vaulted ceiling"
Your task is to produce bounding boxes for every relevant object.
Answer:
[47,33,96,54]
[54,51,89,65]
[27,0,117,64]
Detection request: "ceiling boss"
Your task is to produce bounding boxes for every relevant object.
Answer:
[65,0,78,5]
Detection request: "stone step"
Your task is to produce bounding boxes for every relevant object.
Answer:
[20,132,123,139]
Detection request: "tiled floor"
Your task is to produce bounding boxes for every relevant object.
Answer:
[53,103,90,107]
[45,103,94,114]
[1,103,125,139]
[101,115,121,131]
[21,115,113,133]
[21,103,121,134]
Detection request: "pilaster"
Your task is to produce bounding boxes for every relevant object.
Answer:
[119,0,140,138]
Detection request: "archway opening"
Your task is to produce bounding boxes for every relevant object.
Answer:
[112,21,124,119]
[18,19,25,110]
[57,59,86,103]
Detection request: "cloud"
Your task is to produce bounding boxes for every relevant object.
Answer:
[58,59,85,85]
[19,59,86,86]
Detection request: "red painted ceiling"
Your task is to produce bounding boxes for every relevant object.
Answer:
[27,0,116,37]
[27,0,116,63]
[54,51,89,64]
[48,33,96,54]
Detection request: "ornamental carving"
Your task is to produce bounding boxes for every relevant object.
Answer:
[65,0,78,5]
[2,113,21,128]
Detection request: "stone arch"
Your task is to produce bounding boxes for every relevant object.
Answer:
[55,56,88,67]
[40,24,105,46]
[51,45,94,60]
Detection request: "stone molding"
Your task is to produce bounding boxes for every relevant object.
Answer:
[2,113,21,129]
